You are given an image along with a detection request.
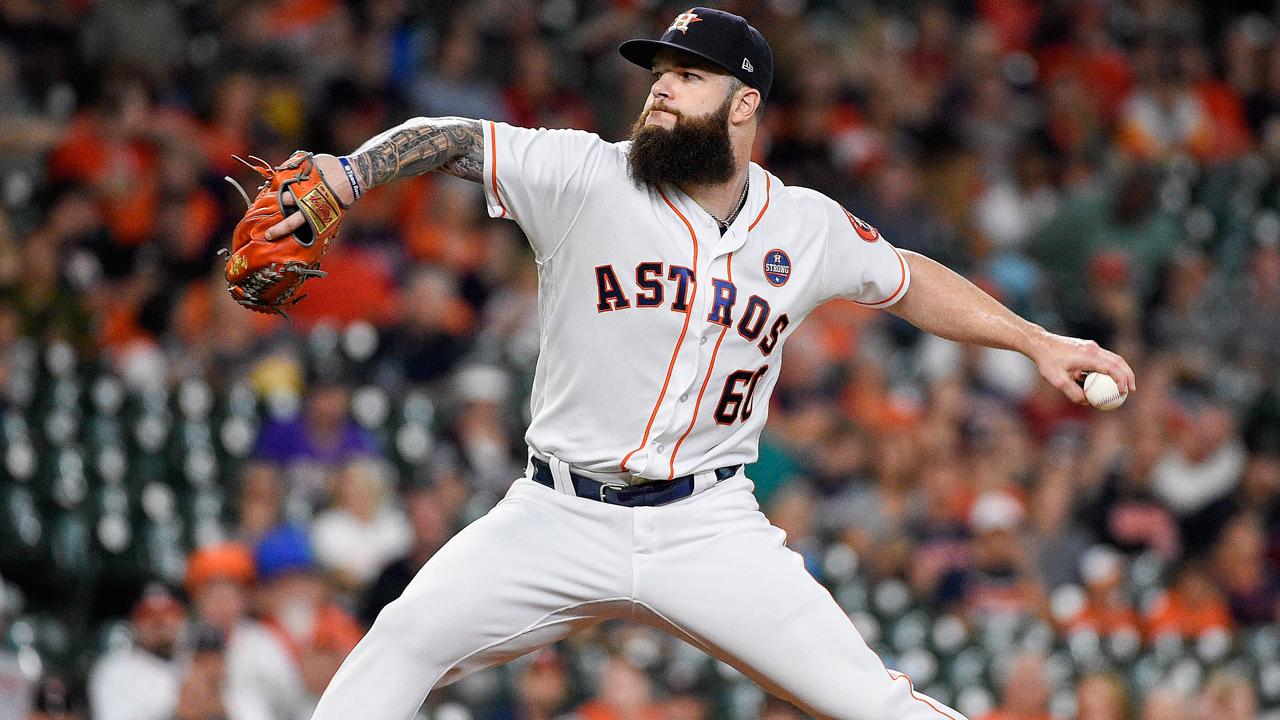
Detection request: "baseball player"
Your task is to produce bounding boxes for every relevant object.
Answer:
[256,8,1136,720]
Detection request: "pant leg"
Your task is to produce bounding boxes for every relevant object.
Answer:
[632,475,968,720]
[310,479,633,720]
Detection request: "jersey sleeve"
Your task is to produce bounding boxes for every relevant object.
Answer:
[481,120,609,261]
[818,199,911,307]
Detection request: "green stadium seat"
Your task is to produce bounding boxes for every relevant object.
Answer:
[47,509,97,587]
[946,646,989,689]
[217,415,258,460]
[954,685,995,719]
[890,610,930,652]
[0,484,46,575]
[834,578,869,614]
[871,578,913,621]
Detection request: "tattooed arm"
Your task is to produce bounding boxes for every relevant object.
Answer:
[348,116,484,187]
[264,117,484,241]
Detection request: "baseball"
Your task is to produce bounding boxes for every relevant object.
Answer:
[1084,372,1127,410]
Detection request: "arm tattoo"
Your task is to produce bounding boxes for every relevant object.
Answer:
[349,117,484,188]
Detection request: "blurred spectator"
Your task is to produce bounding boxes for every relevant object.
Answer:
[185,542,308,720]
[283,245,400,328]
[980,651,1051,720]
[255,375,381,513]
[411,28,504,120]
[766,484,822,579]
[310,458,411,593]
[1233,450,1280,562]
[398,177,488,272]
[25,675,83,720]
[972,142,1060,256]
[1145,249,1235,381]
[502,38,595,131]
[660,693,710,720]
[80,1,185,78]
[1144,560,1234,640]
[764,56,857,200]
[941,491,1048,627]
[1152,398,1247,554]
[12,228,92,349]
[235,461,287,545]
[1228,241,1280,371]
[1026,437,1095,590]
[571,656,662,720]
[849,156,957,264]
[1074,671,1127,720]
[484,648,571,720]
[1032,165,1180,320]
[1060,546,1140,637]
[174,625,229,720]
[1140,685,1190,720]
[88,584,186,720]
[359,481,455,626]
[169,271,269,378]
[252,525,363,704]
[377,265,474,385]
[46,72,161,249]
[1034,1,1134,117]
[1210,513,1279,627]
[1080,421,1181,560]
[0,41,64,170]
[908,460,973,599]
[827,428,918,579]
[448,364,523,494]
[1177,41,1254,161]
[1117,56,1215,162]
[1194,670,1257,720]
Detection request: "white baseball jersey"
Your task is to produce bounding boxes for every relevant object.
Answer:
[478,121,910,481]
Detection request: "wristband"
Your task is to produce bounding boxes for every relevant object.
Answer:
[338,156,362,200]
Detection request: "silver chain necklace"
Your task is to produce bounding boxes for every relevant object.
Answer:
[706,175,750,229]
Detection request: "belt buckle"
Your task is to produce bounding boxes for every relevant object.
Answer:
[598,481,627,503]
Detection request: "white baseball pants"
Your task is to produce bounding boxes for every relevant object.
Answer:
[309,471,967,720]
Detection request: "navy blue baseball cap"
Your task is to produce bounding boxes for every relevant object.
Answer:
[620,7,774,101]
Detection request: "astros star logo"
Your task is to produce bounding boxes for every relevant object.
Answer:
[843,207,880,242]
[668,10,702,34]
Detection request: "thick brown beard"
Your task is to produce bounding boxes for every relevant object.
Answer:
[626,95,735,188]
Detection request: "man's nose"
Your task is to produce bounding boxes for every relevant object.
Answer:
[651,74,674,101]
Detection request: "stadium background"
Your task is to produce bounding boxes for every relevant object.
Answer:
[1,0,1280,719]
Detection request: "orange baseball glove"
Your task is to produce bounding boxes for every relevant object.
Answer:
[221,152,347,317]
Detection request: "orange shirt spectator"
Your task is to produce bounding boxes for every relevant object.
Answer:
[1061,546,1141,636]
[574,657,664,720]
[284,245,399,328]
[1144,561,1234,640]
[1065,601,1142,636]
[267,0,339,39]
[980,652,1053,720]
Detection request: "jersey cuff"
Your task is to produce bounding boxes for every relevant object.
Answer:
[853,247,911,308]
[482,120,510,221]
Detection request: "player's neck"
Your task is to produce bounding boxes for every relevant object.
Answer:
[679,162,750,227]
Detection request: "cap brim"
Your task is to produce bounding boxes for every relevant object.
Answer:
[618,39,733,77]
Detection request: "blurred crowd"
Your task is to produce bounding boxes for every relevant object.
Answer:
[1,0,1280,719]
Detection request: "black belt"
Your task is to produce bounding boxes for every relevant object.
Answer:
[529,457,740,507]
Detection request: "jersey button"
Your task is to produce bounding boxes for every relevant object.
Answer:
[679,393,689,402]
[655,443,665,454]
[700,336,708,346]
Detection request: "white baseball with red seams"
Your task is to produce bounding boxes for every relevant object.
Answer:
[309,122,969,720]
[1084,371,1127,410]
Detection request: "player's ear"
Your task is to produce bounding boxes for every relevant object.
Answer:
[732,86,761,126]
